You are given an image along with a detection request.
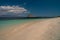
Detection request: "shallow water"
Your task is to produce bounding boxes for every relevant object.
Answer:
[0,19,42,30]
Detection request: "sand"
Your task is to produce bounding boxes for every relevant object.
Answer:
[0,17,60,40]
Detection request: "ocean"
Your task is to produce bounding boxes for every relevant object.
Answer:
[0,19,41,30]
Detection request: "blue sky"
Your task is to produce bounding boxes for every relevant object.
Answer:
[0,0,60,17]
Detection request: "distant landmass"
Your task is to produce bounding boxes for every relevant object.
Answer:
[0,16,59,20]
[0,14,60,20]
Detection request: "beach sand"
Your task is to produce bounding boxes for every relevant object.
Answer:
[0,17,60,40]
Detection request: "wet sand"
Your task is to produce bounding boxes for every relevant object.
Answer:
[0,17,60,40]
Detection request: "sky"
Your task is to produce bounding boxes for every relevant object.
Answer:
[0,0,60,17]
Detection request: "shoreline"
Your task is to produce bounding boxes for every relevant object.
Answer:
[0,17,60,40]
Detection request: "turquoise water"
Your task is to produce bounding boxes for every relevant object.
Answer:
[0,19,41,30]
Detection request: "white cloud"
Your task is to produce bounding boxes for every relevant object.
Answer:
[0,6,27,13]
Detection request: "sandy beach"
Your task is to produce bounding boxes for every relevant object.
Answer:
[0,17,60,40]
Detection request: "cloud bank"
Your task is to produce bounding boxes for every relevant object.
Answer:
[0,6,27,14]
